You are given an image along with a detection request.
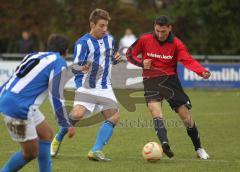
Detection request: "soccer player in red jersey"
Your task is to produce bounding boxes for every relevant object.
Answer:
[126,16,211,159]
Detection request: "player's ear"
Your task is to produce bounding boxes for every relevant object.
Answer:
[168,25,172,32]
[62,49,68,59]
[90,22,95,29]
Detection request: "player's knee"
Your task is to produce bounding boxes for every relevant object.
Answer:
[176,105,190,115]
[72,106,85,120]
[45,128,54,141]
[181,115,194,128]
[107,112,120,124]
[113,113,120,123]
[182,118,189,127]
[147,106,161,117]
[39,127,54,141]
[23,150,38,161]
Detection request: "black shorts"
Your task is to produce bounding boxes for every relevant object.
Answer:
[143,75,192,112]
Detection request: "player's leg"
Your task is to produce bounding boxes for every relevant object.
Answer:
[177,105,199,145]
[1,115,38,172]
[88,88,119,161]
[36,119,54,172]
[54,105,85,142]
[168,76,209,159]
[50,127,67,157]
[52,88,89,145]
[51,88,90,157]
[147,101,174,158]
[95,109,119,152]
[177,105,201,149]
[1,140,38,172]
[88,108,119,161]
[176,105,209,159]
[143,76,174,158]
[51,104,87,157]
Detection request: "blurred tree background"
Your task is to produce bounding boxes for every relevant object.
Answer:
[0,0,239,54]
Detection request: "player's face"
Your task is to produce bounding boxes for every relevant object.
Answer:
[154,24,172,42]
[90,19,108,39]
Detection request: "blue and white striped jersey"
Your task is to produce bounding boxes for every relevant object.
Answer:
[73,33,116,89]
[0,52,71,127]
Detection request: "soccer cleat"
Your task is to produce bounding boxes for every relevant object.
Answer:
[196,148,210,160]
[87,150,111,162]
[50,136,62,157]
[162,143,174,158]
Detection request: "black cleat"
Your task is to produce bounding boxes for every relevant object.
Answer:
[162,143,174,158]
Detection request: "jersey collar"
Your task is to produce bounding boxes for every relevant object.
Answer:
[153,32,174,45]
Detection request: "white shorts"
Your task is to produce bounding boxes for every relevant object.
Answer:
[74,87,118,114]
[2,106,45,142]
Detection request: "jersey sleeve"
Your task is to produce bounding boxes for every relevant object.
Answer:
[73,41,89,66]
[176,40,207,77]
[0,80,8,95]
[48,56,71,127]
[126,38,143,67]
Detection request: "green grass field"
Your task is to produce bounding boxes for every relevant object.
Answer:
[1,90,240,172]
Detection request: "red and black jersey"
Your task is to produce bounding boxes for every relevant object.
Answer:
[126,32,207,78]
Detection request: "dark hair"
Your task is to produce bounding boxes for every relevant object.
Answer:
[89,8,111,24]
[47,34,70,55]
[22,28,30,33]
[154,15,172,26]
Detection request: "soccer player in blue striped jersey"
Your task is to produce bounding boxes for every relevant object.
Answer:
[51,9,122,161]
[0,34,75,172]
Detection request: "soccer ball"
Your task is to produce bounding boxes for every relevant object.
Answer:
[142,142,163,162]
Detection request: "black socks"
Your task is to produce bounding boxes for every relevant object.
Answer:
[153,117,169,144]
[187,123,201,150]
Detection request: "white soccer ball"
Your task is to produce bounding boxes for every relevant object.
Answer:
[142,142,163,162]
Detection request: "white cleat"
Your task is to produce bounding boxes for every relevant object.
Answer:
[196,148,210,160]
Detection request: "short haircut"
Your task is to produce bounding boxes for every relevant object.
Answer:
[154,15,172,26]
[47,34,70,55]
[89,8,111,24]
[22,28,30,33]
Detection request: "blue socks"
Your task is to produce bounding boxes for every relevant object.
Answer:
[1,141,52,172]
[1,151,30,172]
[56,127,68,142]
[92,120,115,152]
[38,140,52,172]
[56,121,115,152]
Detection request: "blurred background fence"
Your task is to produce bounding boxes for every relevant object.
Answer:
[1,54,240,89]
[1,0,240,89]
[1,0,240,55]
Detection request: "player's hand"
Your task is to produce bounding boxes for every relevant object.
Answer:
[67,127,76,138]
[143,59,152,69]
[202,71,211,79]
[81,61,91,74]
[114,52,122,62]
